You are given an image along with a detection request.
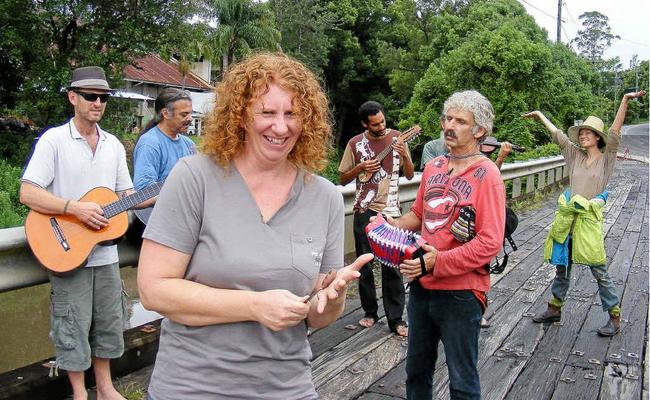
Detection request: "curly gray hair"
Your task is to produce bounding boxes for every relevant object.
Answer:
[443,90,494,139]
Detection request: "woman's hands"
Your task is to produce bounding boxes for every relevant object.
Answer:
[251,290,311,332]
[623,90,646,101]
[312,253,374,313]
[522,110,544,120]
[251,253,374,330]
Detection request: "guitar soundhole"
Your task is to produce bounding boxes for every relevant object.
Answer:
[49,217,71,251]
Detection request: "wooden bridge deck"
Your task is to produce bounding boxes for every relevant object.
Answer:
[115,159,648,400]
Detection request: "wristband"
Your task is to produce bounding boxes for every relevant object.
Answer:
[63,200,70,215]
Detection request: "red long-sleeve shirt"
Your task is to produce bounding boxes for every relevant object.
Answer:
[411,156,505,293]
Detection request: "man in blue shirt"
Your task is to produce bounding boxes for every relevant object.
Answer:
[133,88,196,221]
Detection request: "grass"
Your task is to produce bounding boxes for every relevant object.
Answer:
[118,382,146,400]
[509,181,565,213]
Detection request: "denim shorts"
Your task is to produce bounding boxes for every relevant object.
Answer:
[48,263,126,371]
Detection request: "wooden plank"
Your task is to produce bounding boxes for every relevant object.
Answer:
[316,335,407,400]
[501,266,598,400]
[499,164,645,400]
[489,207,557,287]
[364,240,561,398]
[604,187,648,367]
[435,251,556,398]
[549,364,602,400]
[600,364,643,400]
[357,392,401,400]
[309,291,388,358]
[564,233,640,370]
[640,180,649,400]
[312,318,398,387]
[367,359,408,398]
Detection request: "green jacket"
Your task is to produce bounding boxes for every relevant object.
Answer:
[544,191,606,266]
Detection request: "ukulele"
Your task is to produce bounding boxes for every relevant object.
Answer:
[357,125,422,183]
[24,182,162,273]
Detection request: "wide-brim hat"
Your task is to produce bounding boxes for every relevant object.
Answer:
[567,115,607,146]
[67,66,112,91]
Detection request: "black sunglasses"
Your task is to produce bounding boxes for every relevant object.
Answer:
[74,91,110,103]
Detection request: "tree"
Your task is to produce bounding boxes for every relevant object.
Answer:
[271,0,336,76]
[1,0,194,126]
[570,11,619,68]
[400,0,601,158]
[201,0,281,77]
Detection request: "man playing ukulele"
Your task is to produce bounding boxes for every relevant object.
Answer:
[338,100,414,336]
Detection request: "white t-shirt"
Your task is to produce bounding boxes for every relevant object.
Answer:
[22,119,133,266]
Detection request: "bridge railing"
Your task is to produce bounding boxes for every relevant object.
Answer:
[0,156,567,294]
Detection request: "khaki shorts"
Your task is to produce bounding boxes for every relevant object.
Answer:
[48,263,127,371]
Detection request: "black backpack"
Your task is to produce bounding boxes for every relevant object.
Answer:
[488,207,518,274]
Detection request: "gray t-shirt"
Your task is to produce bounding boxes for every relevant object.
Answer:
[420,137,447,169]
[143,154,344,400]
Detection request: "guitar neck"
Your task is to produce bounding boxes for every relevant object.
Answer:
[374,142,395,163]
[373,126,419,163]
[102,182,162,219]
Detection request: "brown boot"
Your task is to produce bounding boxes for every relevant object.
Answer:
[597,314,621,337]
[532,304,561,323]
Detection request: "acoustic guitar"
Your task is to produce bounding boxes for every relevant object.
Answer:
[24,182,162,273]
[357,125,422,183]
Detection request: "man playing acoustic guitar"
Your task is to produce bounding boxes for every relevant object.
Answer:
[338,100,415,337]
[20,66,131,400]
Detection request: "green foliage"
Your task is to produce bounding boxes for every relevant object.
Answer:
[0,159,28,228]
[271,0,335,77]
[201,0,281,76]
[102,98,138,141]
[509,142,561,161]
[1,0,193,126]
[0,119,40,167]
[400,0,606,156]
[321,147,343,184]
[0,0,647,176]
[571,11,619,67]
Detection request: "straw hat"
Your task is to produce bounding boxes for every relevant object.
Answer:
[567,116,607,146]
[67,66,112,91]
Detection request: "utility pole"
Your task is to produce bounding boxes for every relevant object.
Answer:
[556,0,562,43]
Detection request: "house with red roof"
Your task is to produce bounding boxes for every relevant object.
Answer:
[117,54,215,135]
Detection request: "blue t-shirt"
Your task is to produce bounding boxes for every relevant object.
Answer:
[133,126,196,190]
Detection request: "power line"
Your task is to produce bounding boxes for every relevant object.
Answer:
[618,37,650,47]
[519,0,556,20]
[562,1,578,26]
[561,25,572,44]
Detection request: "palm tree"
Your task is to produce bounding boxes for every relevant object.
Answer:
[202,0,281,77]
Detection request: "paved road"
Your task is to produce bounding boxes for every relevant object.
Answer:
[621,123,649,158]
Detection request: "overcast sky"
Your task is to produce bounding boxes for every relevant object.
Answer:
[518,0,650,68]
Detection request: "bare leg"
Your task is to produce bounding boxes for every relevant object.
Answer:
[93,357,125,400]
[68,371,88,400]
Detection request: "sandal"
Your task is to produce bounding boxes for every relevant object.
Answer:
[358,317,377,328]
[480,317,491,328]
[392,322,408,337]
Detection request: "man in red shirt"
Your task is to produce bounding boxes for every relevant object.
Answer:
[389,90,505,399]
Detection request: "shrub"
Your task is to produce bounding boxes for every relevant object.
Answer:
[0,159,27,228]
